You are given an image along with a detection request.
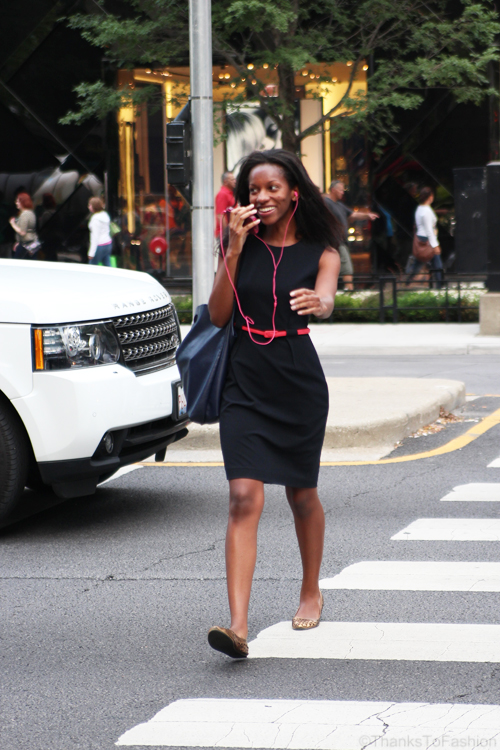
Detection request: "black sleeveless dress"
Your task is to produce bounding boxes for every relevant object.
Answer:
[219,234,329,488]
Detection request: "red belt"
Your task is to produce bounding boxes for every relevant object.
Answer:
[241,326,310,339]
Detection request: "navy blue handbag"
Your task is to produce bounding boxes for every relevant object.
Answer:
[176,304,235,425]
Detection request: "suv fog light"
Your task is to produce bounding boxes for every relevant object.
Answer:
[103,432,114,454]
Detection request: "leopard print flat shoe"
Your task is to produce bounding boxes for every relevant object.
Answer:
[208,626,249,658]
[292,593,324,630]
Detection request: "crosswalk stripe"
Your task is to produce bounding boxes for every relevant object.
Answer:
[488,455,500,468]
[440,484,500,501]
[391,518,500,541]
[248,622,500,662]
[115,698,500,748]
[320,561,500,591]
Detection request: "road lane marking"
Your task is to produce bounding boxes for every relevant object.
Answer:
[320,561,500,591]
[440,484,500,501]
[248,622,500,662]
[391,518,500,541]
[140,406,500,468]
[116,698,500,748]
[488,455,500,467]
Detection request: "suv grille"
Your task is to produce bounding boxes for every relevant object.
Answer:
[112,303,180,374]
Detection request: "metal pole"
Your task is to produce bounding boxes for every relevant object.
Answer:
[162,86,171,277]
[189,0,214,310]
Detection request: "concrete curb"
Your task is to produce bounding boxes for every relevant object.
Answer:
[322,378,465,449]
[169,377,466,453]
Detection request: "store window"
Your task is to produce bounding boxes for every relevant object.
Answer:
[330,130,371,274]
[117,71,192,278]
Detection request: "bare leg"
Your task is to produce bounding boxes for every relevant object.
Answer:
[225,478,265,639]
[286,486,325,620]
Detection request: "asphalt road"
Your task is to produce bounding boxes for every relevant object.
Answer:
[320,354,500,395]
[2,354,500,749]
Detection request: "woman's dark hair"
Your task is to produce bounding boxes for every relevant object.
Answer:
[419,186,434,204]
[235,149,341,248]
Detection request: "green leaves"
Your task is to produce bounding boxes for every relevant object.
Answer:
[59,81,158,124]
[222,1,297,33]
[61,0,500,151]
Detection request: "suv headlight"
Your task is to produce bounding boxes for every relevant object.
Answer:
[33,322,120,371]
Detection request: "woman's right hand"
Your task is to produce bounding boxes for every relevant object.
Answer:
[227,204,260,256]
[434,245,441,256]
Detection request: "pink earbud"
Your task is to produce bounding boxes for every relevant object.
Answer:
[293,192,298,201]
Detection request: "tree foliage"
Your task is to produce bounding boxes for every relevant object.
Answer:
[62,0,500,152]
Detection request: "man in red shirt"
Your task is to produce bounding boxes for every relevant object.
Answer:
[214,171,236,242]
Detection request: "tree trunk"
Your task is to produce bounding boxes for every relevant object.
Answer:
[278,62,299,154]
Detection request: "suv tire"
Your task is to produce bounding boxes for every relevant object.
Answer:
[0,399,29,521]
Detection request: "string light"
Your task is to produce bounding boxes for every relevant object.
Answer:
[331,77,338,83]
[263,63,269,69]
[346,61,353,66]
[230,83,236,88]
[247,63,254,70]
[363,64,369,71]
[309,73,315,79]
[145,69,152,74]
[302,70,308,76]
[224,73,230,79]
[251,79,257,85]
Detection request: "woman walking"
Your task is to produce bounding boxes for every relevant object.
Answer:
[88,197,112,266]
[10,193,38,259]
[406,187,444,287]
[207,150,340,658]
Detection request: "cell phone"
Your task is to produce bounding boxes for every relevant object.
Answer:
[224,206,259,234]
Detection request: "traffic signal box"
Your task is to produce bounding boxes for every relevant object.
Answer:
[166,101,192,203]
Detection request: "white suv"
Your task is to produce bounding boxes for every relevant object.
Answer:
[0,259,188,522]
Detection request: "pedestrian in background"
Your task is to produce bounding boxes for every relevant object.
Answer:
[10,192,38,259]
[88,197,112,266]
[207,149,340,659]
[406,186,443,288]
[214,171,236,246]
[324,180,378,290]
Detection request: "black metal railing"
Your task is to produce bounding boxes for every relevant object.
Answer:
[321,271,496,324]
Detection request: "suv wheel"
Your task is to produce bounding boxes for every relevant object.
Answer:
[0,399,29,521]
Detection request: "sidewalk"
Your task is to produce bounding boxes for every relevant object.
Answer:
[167,377,466,462]
[172,322,498,461]
[180,323,500,356]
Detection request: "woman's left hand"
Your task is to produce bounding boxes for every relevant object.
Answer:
[290,288,326,317]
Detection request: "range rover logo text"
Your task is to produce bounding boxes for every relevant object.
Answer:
[112,292,168,310]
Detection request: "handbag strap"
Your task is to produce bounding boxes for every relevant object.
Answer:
[219,201,298,347]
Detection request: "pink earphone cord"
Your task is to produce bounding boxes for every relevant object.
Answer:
[219,199,299,346]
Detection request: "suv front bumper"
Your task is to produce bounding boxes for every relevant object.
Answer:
[12,362,189,496]
[38,413,188,498]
